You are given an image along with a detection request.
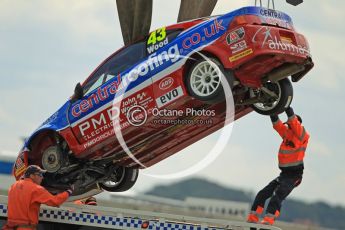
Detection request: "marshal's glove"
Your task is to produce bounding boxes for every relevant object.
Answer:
[285,107,295,118]
[66,184,75,196]
[270,114,279,123]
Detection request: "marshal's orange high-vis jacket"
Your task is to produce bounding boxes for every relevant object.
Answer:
[273,115,310,168]
[5,178,69,229]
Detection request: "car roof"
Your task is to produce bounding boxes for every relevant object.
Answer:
[82,14,219,87]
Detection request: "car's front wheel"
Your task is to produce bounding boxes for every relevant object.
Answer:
[249,78,293,115]
[99,167,139,192]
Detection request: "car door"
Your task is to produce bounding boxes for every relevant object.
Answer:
[149,29,185,109]
[67,40,155,150]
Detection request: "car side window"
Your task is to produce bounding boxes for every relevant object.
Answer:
[83,41,146,95]
[167,29,182,41]
[85,74,105,94]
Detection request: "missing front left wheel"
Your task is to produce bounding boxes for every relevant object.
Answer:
[41,146,63,173]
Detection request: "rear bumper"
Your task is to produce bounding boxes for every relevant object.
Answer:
[224,24,313,87]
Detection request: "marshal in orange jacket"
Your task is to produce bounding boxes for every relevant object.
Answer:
[6,178,69,229]
[273,115,310,168]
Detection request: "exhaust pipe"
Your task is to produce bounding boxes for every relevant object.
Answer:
[263,63,305,83]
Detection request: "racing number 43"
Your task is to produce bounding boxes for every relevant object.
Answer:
[147,27,167,45]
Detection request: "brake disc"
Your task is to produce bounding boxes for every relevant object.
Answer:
[42,146,63,173]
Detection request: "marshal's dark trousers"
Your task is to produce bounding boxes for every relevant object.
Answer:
[251,172,302,215]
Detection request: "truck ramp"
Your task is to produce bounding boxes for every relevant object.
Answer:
[0,195,281,230]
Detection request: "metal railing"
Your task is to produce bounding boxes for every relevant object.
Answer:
[255,0,304,9]
[255,0,275,9]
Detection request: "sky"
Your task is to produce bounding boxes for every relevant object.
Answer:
[0,0,344,206]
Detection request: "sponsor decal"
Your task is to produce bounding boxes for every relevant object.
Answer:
[72,76,122,118]
[281,36,293,44]
[78,107,119,138]
[120,91,153,114]
[182,19,225,49]
[147,37,169,54]
[260,9,283,19]
[147,27,169,54]
[147,27,167,46]
[229,49,253,62]
[82,129,116,149]
[230,40,247,54]
[76,91,153,140]
[121,43,180,93]
[268,37,309,55]
[252,26,309,55]
[226,27,245,45]
[156,86,184,108]
[78,107,131,149]
[252,26,273,48]
[80,91,155,147]
[14,150,28,177]
[159,77,174,90]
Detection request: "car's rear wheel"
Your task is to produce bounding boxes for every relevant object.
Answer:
[249,78,293,115]
[186,57,232,103]
[99,167,139,192]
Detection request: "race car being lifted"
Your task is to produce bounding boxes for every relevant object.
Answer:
[13,6,313,198]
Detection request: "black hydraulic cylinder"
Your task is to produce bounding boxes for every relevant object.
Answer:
[286,0,303,6]
[177,0,217,22]
[116,0,153,45]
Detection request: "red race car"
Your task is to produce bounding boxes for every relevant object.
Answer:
[13,6,313,198]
